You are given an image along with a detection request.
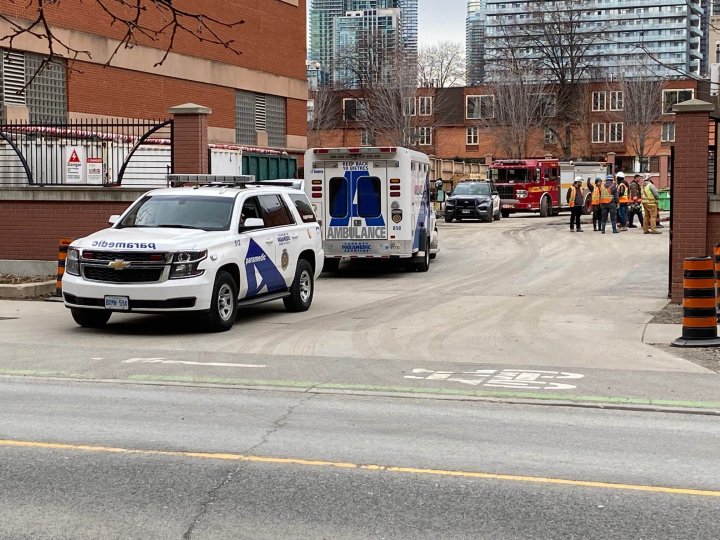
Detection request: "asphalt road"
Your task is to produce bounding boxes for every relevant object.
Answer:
[2,213,720,537]
[2,378,720,539]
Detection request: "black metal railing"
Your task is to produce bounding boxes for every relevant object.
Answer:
[0,118,172,187]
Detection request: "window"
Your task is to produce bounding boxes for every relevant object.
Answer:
[592,91,606,111]
[467,126,479,145]
[329,177,349,218]
[418,126,432,146]
[592,122,606,143]
[120,195,234,231]
[418,96,433,116]
[404,97,416,116]
[290,194,317,223]
[258,194,295,227]
[544,129,556,145]
[609,90,624,111]
[236,91,286,147]
[536,93,557,117]
[343,98,368,121]
[661,122,675,142]
[360,129,373,145]
[609,122,623,143]
[466,95,495,119]
[662,89,694,113]
[25,53,67,123]
[357,176,382,217]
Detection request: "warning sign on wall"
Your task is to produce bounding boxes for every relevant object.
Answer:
[87,157,103,184]
[65,147,85,183]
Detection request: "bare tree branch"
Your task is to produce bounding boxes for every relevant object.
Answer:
[417,41,465,88]
[1,0,244,87]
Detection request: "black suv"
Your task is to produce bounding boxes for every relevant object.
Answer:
[444,181,501,223]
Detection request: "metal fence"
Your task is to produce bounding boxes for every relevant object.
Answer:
[0,118,173,186]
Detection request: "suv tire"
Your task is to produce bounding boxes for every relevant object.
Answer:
[202,270,238,332]
[71,308,111,328]
[284,259,314,312]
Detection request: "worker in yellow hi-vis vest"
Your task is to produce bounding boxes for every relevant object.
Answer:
[642,176,662,234]
[566,177,584,232]
[587,176,603,231]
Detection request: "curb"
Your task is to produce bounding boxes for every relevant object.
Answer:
[0,280,56,300]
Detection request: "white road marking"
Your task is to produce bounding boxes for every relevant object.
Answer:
[122,358,266,368]
[405,368,584,390]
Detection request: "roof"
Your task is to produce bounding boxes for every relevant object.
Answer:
[147,185,303,198]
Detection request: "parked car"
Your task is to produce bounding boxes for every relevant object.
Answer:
[444,181,501,223]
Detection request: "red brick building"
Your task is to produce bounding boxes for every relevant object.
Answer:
[0,0,308,152]
[312,78,711,188]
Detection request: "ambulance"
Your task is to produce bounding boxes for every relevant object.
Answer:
[304,147,439,272]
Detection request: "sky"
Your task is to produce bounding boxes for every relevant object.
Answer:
[417,0,466,48]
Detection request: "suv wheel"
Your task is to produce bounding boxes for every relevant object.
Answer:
[202,270,237,332]
[71,308,111,328]
[284,259,314,312]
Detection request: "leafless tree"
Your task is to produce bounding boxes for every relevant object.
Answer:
[417,41,465,88]
[475,67,552,159]
[308,85,340,148]
[1,0,244,85]
[488,0,604,158]
[334,32,418,147]
[610,68,665,173]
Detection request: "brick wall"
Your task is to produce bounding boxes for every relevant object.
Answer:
[67,63,236,129]
[0,199,139,261]
[3,0,307,81]
[670,101,716,302]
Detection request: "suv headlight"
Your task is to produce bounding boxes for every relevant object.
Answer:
[516,190,528,199]
[170,250,207,279]
[66,248,80,276]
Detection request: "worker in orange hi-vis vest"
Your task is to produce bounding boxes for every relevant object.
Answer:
[566,177,584,232]
[600,174,618,234]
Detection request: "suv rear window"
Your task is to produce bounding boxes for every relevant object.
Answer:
[290,194,317,223]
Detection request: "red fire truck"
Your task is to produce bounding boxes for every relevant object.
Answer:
[490,159,609,218]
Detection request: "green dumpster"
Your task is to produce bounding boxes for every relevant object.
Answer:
[658,189,670,211]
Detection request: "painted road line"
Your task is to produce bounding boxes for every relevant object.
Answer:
[122,358,267,368]
[1,370,720,411]
[405,368,584,390]
[1,439,719,498]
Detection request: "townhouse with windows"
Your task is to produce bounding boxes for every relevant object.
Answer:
[310,78,709,187]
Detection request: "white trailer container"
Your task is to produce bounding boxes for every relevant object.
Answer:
[304,146,439,272]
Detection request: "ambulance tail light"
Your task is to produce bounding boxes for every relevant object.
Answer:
[390,178,401,198]
[314,148,329,154]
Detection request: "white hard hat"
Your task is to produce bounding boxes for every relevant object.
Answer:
[574,176,583,182]
[616,171,625,178]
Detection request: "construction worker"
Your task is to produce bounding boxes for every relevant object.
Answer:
[587,176,603,231]
[616,173,629,231]
[600,174,618,234]
[627,173,644,228]
[642,176,662,234]
[566,177,584,232]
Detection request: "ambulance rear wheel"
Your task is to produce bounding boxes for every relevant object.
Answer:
[415,234,431,272]
[71,308,111,329]
[323,258,340,273]
[284,259,314,312]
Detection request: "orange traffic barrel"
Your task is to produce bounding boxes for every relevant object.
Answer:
[672,256,720,347]
[714,243,720,321]
[55,238,73,297]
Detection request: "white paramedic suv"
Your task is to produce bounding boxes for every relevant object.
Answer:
[62,176,324,332]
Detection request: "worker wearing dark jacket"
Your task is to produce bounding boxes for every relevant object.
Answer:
[566,177,584,232]
[587,177,603,231]
[627,174,644,228]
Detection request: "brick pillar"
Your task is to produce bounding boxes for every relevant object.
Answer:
[670,99,716,302]
[169,103,212,174]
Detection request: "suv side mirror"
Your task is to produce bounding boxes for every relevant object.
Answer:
[492,190,499,196]
[108,214,120,225]
[240,217,265,231]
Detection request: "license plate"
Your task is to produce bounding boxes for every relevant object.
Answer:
[502,204,512,209]
[105,296,129,310]
[462,209,471,214]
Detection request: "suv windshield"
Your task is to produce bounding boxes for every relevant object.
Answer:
[452,183,491,196]
[118,195,235,231]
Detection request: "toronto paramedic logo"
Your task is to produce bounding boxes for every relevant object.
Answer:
[341,242,372,253]
[244,239,286,297]
[405,369,584,390]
